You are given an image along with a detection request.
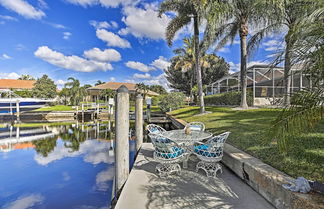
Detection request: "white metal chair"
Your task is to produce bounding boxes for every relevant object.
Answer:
[149,133,186,177]
[194,132,230,178]
[146,124,166,134]
[186,122,205,132]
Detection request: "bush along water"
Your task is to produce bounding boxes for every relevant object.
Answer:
[204,92,253,106]
[158,92,186,112]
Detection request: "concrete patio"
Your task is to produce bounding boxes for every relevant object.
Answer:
[115,143,275,209]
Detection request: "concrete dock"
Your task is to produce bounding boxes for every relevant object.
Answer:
[115,143,275,209]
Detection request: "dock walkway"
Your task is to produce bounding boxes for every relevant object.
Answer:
[115,143,274,209]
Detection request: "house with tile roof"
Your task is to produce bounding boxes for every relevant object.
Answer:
[0,79,36,91]
[87,82,159,101]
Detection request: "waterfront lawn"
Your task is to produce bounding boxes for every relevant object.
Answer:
[34,105,74,111]
[170,106,324,182]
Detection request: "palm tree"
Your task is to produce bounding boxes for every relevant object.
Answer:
[135,83,150,98]
[65,77,87,106]
[95,80,105,86]
[203,0,275,108]
[18,74,35,80]
[248,0,319,106]
[270,6,324,152]
[159,0,206,113]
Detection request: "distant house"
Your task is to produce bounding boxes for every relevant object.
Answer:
[0,79,35,91]
[87,82,159,101]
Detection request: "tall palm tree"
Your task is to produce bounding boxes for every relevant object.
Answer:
[248,0,319,106]
[203,0,275,108]
[159,0,206,113]
[65,77,87,106]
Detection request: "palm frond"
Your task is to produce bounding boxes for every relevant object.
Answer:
[165,14,191,46]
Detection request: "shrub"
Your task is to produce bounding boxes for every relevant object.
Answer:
[204,92,253,106]
[158,92,186,112]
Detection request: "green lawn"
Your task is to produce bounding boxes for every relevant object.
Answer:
[170,106,324,182]
[34,105,74,111]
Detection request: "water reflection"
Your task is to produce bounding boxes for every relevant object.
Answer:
[0,122,136,209]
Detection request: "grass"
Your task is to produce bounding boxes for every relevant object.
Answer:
[170,106,324,182]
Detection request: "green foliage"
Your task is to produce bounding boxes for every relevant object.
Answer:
[149,85,167,95]
[95,80,105,86]
[14,90,33,98]
[99,89,115,101]
[32,75,57,99]
[18,74,35,80]
[135,83,150,97]
[158,92,186,112]
[170,106,324,182]
[204,92,253,106]
[64,77,87,106]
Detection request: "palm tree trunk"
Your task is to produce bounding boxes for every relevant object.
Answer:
[239,22,249,109]
[283,38,292,106]
[194,15,205,113]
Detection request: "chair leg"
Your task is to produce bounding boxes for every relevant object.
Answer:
[196,161,222,178]
[156,163,181,177]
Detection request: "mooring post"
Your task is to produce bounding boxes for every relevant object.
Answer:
[115,85,130,193]
[135,94,143,151]
[16,100,20,122]
[81,103,84,122]
[97,103,100,119]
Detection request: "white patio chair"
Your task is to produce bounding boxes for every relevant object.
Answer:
[186,122,205,132]
[149,133,186,177]
[193,132,230,178]
[146,124,166,134]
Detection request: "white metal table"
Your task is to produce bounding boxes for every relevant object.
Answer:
[161,129,212,168]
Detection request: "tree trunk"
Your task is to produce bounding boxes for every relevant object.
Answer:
[283,37,292,106]
[194,15,205,113]
[239,22,248,109]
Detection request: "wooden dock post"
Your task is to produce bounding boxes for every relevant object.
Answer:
[115,85,130,192]
[135,94,143,151]
[81,103,84,122]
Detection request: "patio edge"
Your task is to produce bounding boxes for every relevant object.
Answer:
[166,114,324,209]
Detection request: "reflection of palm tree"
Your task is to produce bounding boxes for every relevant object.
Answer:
[60,126,87,152]
[33,135,58,157]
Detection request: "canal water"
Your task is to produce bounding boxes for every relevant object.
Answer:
[0,122,136,209]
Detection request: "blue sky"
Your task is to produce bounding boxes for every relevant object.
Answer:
[0,0,282,90]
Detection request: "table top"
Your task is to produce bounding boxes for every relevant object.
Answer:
[162,129,212,143]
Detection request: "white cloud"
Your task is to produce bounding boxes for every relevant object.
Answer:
[133,73,151,79]
[151,56,170,70]
[262,39,283,51]
[0,15,17,21]
[3,194,44,209]
[125,61,155,72]
[63,32,72,40]
[15,44,26,51]
[1,53,12,59]
[0,72,20,79]
[95,167,114,191]
[110,21,118,28]
[34,139,114,166]
[109,77,115,81]
[34,46,113,72]
[218,47,230,53]
[144,73,170,91]
[96,29,131,48]
[65,0,135,8]
[89,20,110,29]
[55,79,66,85]
[119,3,171,40]
[83,48,121,62]
[62,172,71,181]
[0,0,45,19]
[89,20,119,30]
[43,21,67,29]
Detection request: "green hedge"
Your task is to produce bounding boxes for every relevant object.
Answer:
[204,92,253,106]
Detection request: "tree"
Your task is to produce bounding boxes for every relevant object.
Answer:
[135,83,150,98]
[149,85,167,95]
[159,0,206,113]
[100,89,116,102]
[270,6,324,152]
[158,92,186,112]
[203,0,275,108]
[64,77,87,106]
[32,75,57,98]
[18,74,34,80]
[58,87,69,105]
[248,0,319,106]
[95,80,105,86]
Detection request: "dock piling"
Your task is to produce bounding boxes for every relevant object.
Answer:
[115,85,130,192]
[135,94,143,151]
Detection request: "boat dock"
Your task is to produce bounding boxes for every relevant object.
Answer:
[114,143,274,209]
